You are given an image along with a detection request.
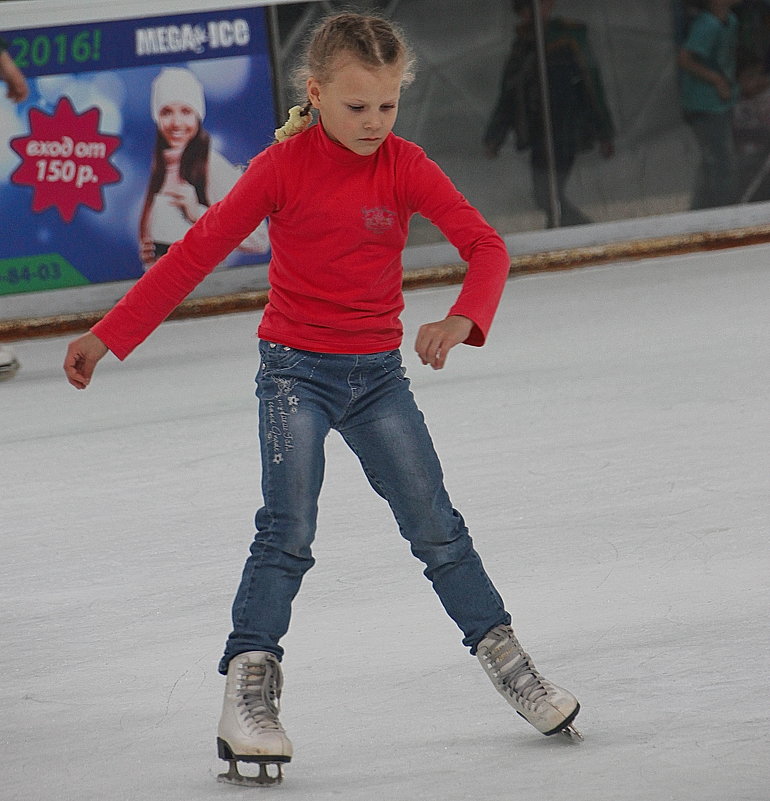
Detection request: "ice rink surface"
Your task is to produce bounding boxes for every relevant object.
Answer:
[2,244,769,801]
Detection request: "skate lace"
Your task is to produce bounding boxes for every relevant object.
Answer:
[237,660,283,733]
[484,630,549,708]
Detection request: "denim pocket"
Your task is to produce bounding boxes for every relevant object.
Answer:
[382,348,408,381]
[259,341,306,372]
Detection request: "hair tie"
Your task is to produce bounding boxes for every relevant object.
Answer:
[274,105,312,142]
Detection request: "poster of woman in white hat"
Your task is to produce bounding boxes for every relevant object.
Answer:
[1,7,276,297]
[139,67,269,270]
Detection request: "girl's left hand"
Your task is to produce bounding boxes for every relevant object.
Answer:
[415,315,473,370]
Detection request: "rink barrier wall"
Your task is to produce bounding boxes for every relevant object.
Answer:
[2,223,769,342]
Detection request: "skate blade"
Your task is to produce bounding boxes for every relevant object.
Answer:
[560,723,583,741]
[540,701,581,740]
[217,759,284,786]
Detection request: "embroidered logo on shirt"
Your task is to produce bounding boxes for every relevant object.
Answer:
[361,206,396,233]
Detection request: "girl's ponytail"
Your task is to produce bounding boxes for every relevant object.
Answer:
[274,101,313,143]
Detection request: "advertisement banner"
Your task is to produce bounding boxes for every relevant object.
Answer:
[0,6,276,297]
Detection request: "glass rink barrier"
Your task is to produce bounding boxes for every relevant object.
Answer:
[3,0,770,323]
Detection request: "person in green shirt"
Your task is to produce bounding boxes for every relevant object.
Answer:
[678,0,739,209]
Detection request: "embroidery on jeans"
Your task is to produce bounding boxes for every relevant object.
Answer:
[265,376,299,464]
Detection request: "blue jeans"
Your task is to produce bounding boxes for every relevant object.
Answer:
[219,342,510,672]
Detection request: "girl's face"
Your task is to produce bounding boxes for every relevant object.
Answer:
[157,102,199,148]
[307,56,403,156]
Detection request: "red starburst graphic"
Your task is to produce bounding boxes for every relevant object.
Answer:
[10,96,121,223]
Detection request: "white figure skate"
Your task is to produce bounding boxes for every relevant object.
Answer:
[477,625,582,740]
[0,345,20,381]
[217,651,293,786]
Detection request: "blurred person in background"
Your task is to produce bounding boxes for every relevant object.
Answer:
[733,53,770,201]
[0,35,27,103]
[731,0,770,201]
[678,0,739,209]
[1,35,28,381]
[483,0,615,228]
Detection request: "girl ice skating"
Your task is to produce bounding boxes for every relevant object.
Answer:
[64,11,581,787]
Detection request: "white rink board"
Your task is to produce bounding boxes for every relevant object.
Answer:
[1,244,769,801]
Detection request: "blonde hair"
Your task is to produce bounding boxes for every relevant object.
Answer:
[275,11,416,143]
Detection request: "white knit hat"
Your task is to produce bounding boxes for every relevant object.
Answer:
[151,68,206,123]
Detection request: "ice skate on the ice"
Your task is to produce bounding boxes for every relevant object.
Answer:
[0,346,20,381]
[477,624,582,739]
[217,651,293,786]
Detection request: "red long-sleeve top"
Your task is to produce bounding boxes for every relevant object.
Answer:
[93,123,510,359]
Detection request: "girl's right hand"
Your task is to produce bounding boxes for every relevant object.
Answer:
[415,315,473,370]
[63,332,109,389]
